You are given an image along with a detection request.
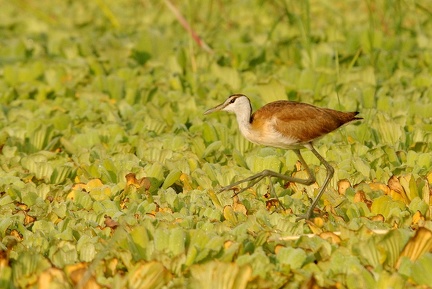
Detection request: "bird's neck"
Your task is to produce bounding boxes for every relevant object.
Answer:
[234,106,253,137]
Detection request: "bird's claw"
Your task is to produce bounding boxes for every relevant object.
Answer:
[218,185,235,193]
[295,210,313,221]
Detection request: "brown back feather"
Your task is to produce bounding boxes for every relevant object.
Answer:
[252,101,361,143]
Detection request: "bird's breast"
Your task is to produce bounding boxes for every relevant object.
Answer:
[241,118,303,149]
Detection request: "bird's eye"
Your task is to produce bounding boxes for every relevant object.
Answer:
[229,98,236,104]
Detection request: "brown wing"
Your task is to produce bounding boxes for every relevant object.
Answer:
[253,101,360,144]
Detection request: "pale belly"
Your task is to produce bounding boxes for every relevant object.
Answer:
[241,126,306,150]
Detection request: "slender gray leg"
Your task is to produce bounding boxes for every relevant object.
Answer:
[219,149,317,217]
[219,149,315,193]
[300,146,334,219]
[218,147,334,220]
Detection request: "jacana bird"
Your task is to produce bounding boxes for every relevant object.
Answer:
[204,94,362,219]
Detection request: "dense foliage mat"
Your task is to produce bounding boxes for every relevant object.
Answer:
[1,0,432,288]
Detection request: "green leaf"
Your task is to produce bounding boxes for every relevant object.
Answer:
[371,114,404,148]
[190,261,252,289]
[202,141,223,159]
[258,78,286,103]
[411,253,432,286]
[211,64,241,90]
[50,164,73,184]
[370,195,406,219]
[162,169,182,189]
[77,235,97,262]
[236,248,274,278]
[0,264,12,289]
[352,157,371,178]
[145,162,165,182]
[375,271,406,289]
[130,226,152,260]
[49,241,78,267]
[153,228,170,253]
[168,227,186,256]
[12,252,51,288]
[276,247,307,270]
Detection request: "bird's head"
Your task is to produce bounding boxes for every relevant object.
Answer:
[204,94,251,115]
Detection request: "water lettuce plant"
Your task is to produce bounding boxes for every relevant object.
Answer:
[0,0,431,288]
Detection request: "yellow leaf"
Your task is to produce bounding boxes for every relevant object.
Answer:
[369,181,390,195]
[396,227,432,269]
[412,211,425,226]
[427,171,432,184]
[179,173,193,191]
[338,179,351,195]
[38,268,67,289]
[86,179,104,190]
[128,261,172,289]
[387,176,409,204]
[223,206,237,225]
[307,220,322,235]
[65,262,100,289]
[400,174,418,202]
[320,232,341,244]
[190,261,252,289]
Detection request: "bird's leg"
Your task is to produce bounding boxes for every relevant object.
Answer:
[218,149,316,208]
[297,145,335,220]
[219,149,312,193]
[219,149,316,192]
[218,147,334,220]
[267,179,286,211]
[220,173,268,196]
[292,149,316,186]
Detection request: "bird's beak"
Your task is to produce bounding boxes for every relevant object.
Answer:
[204,102,226,115]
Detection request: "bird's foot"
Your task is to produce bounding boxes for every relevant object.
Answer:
[218,175,267,195]
[218,185,251,198]
[295,209,314,221]
[218,184,236,193]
